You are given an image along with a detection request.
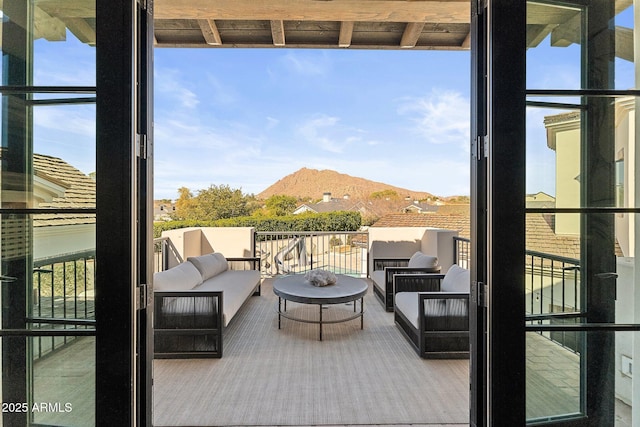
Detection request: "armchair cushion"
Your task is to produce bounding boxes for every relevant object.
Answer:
[407,252,438,269]
[395,292,468,330]
[440,264,470,293]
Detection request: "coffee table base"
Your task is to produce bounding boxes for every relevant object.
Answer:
[277,297,365,341]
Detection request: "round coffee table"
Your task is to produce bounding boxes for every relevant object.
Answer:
[272,274,368,340]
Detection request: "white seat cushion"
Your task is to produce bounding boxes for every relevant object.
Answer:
[153,261,203,291]
[371,270,385,292]
[195,270,260,326]
[395,292,420,328]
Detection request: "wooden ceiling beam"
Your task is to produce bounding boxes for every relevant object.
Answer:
[460,31,470,49]
[65,18,95,45]
[400,22,425,48]
[155,41,470,50]
[339,21,355,47]
[154,0,470,24]
[198,19,223,45]
[270,20,286,46]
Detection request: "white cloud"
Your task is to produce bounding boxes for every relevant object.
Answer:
[155,68,199,109]
[398,89,470,150]
[297,114,343,153]
[266,117,280,129]
[281,52,331,76]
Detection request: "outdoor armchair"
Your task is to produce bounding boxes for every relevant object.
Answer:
[371,251,441,311]
[393,264,470,358]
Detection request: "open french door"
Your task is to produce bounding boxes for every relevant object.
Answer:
[475,0,640,425]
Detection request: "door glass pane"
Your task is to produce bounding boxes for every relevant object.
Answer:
[525,212,581,317]
[526,330,640,425]
[526,330,582,421]
[526,2,582,90]
[31,335,95,426]
[527,96,640,210]
[1,1,97,425]
[526,106,578,204]
[615,4,634,90]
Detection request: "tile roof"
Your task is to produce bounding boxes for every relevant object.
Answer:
[372,212,471,238]
[32,154,96,227]
[370,210,604,261]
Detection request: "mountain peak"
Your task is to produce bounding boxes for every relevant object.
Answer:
[257,168,433,201]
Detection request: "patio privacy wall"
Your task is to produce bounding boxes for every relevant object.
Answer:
[161,227,255,268]
[367,227,458,273]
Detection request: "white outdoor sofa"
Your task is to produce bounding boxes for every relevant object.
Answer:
[153,253,261,359]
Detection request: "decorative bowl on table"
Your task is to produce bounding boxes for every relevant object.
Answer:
[305,269,337,287]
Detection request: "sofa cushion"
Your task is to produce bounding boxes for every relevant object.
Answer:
[153,261,203,291]
[195,270,260,327]
[188,253,229,280]
[407,252,438,269]
[441,265,470,293]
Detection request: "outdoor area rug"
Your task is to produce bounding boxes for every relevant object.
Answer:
[153,278,469,426]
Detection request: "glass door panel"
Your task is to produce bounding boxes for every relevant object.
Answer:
[525,0,640,425]
[1,1,97,425]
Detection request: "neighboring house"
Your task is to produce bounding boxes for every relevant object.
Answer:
[402,201,438,214]
[371,210,588,260]
[545,99,634,256]
[526,191,556,209]
[293,192,370,215]
[154,201,175,221]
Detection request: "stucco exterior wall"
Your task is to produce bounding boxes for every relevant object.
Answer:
[555,127,581,235]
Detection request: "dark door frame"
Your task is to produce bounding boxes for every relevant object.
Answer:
[95,0,154,424]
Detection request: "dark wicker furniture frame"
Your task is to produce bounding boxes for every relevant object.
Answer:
[393,273,469,359]
[153,257,260,359]
[371,257,441,312]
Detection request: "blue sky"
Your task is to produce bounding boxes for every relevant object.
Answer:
[153,48,471,200]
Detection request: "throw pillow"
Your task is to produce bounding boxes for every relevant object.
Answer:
[441,264,470,293]
[407,251,438,269]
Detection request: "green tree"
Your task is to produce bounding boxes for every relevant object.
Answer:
[173,187,195,219]
[191,184,251,220]
[265,194,298,216]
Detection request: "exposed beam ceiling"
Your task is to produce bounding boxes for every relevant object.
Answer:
[14,0,635,57]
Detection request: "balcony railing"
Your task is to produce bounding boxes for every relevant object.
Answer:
[451,238,581,352]
[254,231,369,277]
[525,250,581,352]
[453,236,470,268]
[31,250,96,359]
[154,236,182,273]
